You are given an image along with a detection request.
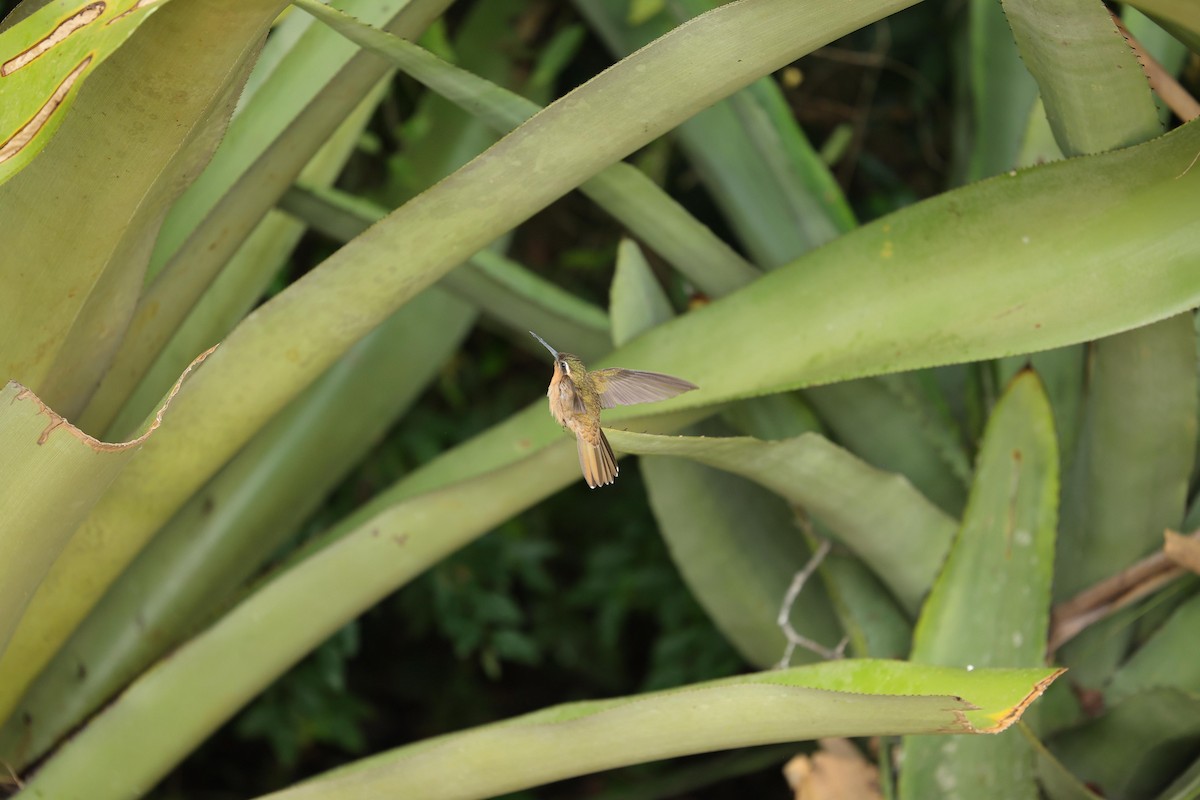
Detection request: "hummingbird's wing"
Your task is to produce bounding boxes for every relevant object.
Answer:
[590,368,698,409]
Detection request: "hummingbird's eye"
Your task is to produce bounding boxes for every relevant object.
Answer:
[560,360,570,375]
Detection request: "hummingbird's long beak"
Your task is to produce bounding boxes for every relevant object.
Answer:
[529,331,559,358]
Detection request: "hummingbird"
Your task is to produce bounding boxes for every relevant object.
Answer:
[530,331,698,488]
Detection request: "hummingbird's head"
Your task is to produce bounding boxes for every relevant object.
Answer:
[529,330,582,378]
[556,353,585,378]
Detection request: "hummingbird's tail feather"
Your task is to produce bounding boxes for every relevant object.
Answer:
[577,428,618,488]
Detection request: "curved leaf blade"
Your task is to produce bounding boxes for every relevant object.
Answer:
[247,661,1062,800]
[900,371,1059,800]
[607,430,957,612]
[0,348,209,661]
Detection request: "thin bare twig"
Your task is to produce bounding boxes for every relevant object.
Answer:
[0,760,22,792]
[1048,528,1200,655]
[777,539,850,666]
[1165,529,1200,575]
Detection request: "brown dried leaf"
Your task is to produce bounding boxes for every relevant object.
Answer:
[783,738,882,800]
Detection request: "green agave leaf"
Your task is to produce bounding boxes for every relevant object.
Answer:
[997,345,1084,471]
[0,0,919,726]
[574,0,855,265]
[595,120,1200,413]
[1002,0,1161,156]
[1012,96,1066,167]
[0,289,476,770]
[721,392,822,440]
[1107,591,1200,704]
[0,0,172,184]
[0,0,286,417]
[641,456,842,668]
[245,661,1062,800]
[606,429,956,613]
[1124,0,1200,38]
[958,0,1039,182]
[277,184,612,363]
[0,356,201,659]
[806,374,971,515]
[291,0,760,297]
[75,0,453,435]
[16,440,579,799]
[818,550,912,659]
[104,78,390,441]
[900,371,1059,800]
[1050,689,1200,800]
[1020,724,1104,800]
[1056,314,1197,687]
[143,0,421,279]
[611,238,674,347]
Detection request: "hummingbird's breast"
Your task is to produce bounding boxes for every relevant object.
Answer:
[548,372,592,431]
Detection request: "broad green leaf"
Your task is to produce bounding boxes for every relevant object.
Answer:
[900,371,1059,800]
[0,289,476,769]
[1050,689,1200,800]
[1020,724,1104,800]
[721,392,822,440]
[15,440,578,799]
[1013,97,1066,167]
[143,0,421,279]
[0,361,199,659]
[75,0,454,435]
[806,374,971,515]
[607,430,957,612]
[277,184,612,363]
[573,0,855,266]
[997,345,1084,472]
[0,0,286,417]
[818,551,912,659]
[291,0,761,297]
[592,121,1200,415]
[1107,592,1200,704]
[642,456,842,668]
[0,0,173,184]
[611,238,674,347]
[1124,0,1200,39]
[957,0,1039,182]
[1002,0,1161,156]
[243,662,1061,800]
[106,72,391,441]
[1056,314,1197,686]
